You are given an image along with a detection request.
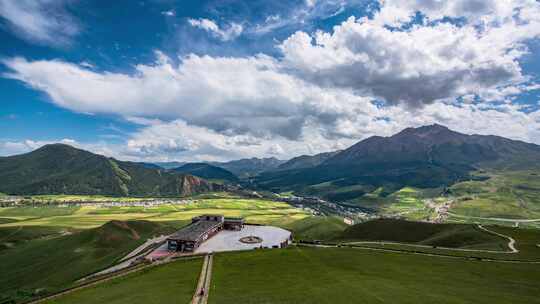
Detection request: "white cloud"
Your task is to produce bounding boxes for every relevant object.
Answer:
[252,0,348,35]
[2,0,540,161]
[2,52,381,141]
[0,138,78,156]
[5,100,540,162]
[280,1,540,107]
[162,10,175,17]
[0,0,80,46]
[188,18,243,41]
[373,0,533,27]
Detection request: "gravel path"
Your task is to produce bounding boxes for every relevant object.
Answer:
[477,225,518,253]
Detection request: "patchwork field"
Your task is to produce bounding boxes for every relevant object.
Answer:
[2,195,539,304]
[449,171,540,220]
[0,198,310,229]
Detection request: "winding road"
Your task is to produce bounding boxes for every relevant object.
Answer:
[477,224,518,253]
[341,224,518,254]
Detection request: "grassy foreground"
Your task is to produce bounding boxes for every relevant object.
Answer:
[46,258,201,304]
[338,218,508,250]
[210,247,540,304]
[0,220,175,303]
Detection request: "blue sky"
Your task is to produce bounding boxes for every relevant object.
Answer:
[1,0,539,162]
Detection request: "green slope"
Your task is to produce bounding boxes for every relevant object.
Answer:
[210,247,540,304]
[0,144,220,196]
[0,220,175,303]
[46,259,201,304]
[337,219,507,249]
[172,162,239,183]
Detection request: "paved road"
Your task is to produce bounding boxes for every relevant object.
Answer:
[119,235,168,262]
[81,236,169,281]
[447,212,540,223]
[192,254,213,304]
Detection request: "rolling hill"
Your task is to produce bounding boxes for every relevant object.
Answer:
[0,144,222,197]
[210,157,285,178]
[275,151,341,171]
[172,163,239,183]
[0,220,176,303]
[337,218,507,249]
[254,125,540,197]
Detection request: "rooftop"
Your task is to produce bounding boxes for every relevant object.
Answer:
[167,220,222,242]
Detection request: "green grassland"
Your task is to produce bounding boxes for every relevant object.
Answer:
[0,225,71,251]
[0,198,310,229]
[380,187,432,220]
[209,247,540,304]
[0,220,175,303]
[338,219,508,250]
[25,195,158,202]
[2,195,539,303]
[46,258,201,304]
[344,225,540,261]
[0,198,320,303]
[277,215,348,241]
[449,170,540,220]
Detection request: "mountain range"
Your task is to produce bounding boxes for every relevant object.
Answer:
[172,163,239,183]
[254,124,540,198]
[2,124,540,198]
[0,144,223,197]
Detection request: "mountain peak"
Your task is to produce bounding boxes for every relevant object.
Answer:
[397,124,450,135]
[33,143,90,156]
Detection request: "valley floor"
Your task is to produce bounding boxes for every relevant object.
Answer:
[2,196,540,304]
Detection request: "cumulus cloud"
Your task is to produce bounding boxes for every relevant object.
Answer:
[280,4,540,107]
[0,0,80,46]
[2,52,380,141]
[373,0,529,27]
[2,0,540,161]
[188,18,243,41]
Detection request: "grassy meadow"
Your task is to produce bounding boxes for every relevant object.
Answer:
[46,258,202,304]
[449,171,540,220]
[209,247,540,304]
[0,220,176,303]
[0,198,310,229]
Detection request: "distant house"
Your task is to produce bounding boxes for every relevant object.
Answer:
[224,217,244,230]
[166,214,244,252]
[343,217,355,225]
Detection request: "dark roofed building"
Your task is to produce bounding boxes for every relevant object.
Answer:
[167,214,244,252]
[167,215,224,252]
[224,217,244,231]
